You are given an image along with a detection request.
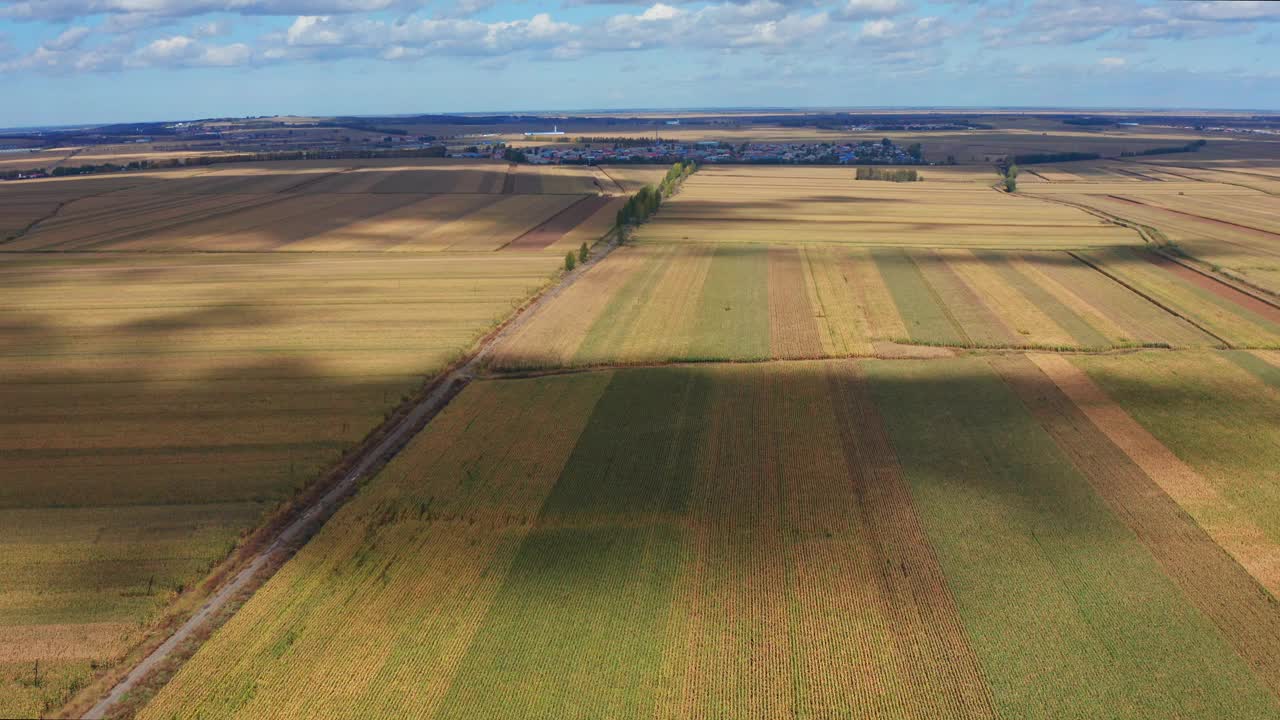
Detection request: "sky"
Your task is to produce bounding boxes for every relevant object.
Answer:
[0,0,1278,127]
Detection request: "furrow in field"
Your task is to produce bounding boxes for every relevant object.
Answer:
[572,244,680,365]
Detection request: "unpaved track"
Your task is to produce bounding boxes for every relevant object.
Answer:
[81,234,622,720]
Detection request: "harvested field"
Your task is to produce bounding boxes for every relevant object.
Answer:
[504,195,613,250]
[4,175,592,253]
[0,248,563,717]
[1019,161,1280,295]
[637,166,1139,249]
[144,359,1280,719]
[491,242,1215,368]
[1075,246,1280,347]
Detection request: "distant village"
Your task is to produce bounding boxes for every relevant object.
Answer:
[459,138,928,166]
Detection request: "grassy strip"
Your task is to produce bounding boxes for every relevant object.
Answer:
[872,248,966,345]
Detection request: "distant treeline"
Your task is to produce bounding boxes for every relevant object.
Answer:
[1061,117,1118,126]
[0,145,448,181]
[1121,139,1207,157]
[1011,151,1102,165]
[576,137,668,147]
[855,167,921,182]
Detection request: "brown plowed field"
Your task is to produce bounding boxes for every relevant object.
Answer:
[504,195,613,250]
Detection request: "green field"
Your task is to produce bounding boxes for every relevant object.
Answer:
[143,357,1280,719]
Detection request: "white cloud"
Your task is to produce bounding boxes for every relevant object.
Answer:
[1,1,407,22]
[859,18,894,38]
[838,0,908,21]
[45,26,92,51]
[1099,56,1126,67]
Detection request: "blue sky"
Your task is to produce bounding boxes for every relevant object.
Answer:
[1,0,1277,127]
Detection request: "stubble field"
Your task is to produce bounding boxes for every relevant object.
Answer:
[0,158,617,717]
[9,138,1280,719]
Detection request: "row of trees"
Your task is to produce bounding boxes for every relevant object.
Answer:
[2,146,451,182]
[1121,139,1207,157]
[1011,151,1101,165]
[615,162,698,231]
[854,167,921,182]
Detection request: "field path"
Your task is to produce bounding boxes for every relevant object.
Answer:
[80,230,625,720]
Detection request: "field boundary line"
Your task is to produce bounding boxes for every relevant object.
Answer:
[77,231,626,720]
[1157,251,1280,309]
[1066,250,1232,347]
[594,165,627,194]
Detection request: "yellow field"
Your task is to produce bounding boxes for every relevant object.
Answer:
[0,154,629,716]
[637,166,1137,249]
[1019,158,1280,295]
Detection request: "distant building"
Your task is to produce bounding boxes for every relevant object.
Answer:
[524,124,566,137]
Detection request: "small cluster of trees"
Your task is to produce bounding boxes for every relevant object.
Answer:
[855,167,921,182]
[1011,151,1101,165]
[565,242,590,271]
[1001,164,1018,192]
[1121,139,1207,157]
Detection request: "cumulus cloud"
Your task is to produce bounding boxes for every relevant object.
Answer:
[837,0,908,21]
[0,1,410,22]
[45,25,92,51]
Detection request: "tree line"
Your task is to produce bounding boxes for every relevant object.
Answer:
[1011,151,1101,165]
[615,161,697,232]
[855,167,921,182]
[1121,139,1207,157]
[1,146,449,182]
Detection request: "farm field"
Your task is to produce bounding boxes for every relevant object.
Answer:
[1019,169,1280,296]
[145,355,1280,719]
[637,166,1137,248]
[0,157,621,716]
[2,159,610,252]
[493,164,1280,370]
[16,151,1280,719]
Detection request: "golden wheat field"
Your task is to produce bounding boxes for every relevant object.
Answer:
[0,157,621,717]
[637,166,1137,249]
[1019,159,1280,296]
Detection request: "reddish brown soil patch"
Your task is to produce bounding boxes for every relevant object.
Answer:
[503,195,613,250]
[1139,251,1280,324]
